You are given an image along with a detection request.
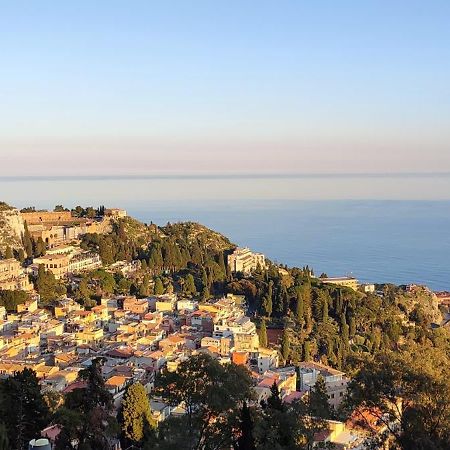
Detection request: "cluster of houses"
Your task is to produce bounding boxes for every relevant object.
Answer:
[0,283,389,449]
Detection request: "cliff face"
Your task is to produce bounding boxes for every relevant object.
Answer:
[0,202,25,253]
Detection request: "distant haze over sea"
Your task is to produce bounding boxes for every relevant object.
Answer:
[1,174,449,290]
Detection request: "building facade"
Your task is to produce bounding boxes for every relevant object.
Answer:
[227,247,265,274]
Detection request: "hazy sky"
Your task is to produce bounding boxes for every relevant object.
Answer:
[1,1,450,176]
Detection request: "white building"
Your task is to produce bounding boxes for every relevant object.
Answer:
[227,247,265,274]
[298,362,349,409]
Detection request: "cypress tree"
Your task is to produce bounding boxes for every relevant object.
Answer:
[139,275,150,298]
[303,341,311,362]
[281,285,289,315]
[267,381,283,411]
[281,327,290,362]
[183,273,197,296]
[262,295,272,317]
[4,246,13,259]
[201,268,208,290]
[22,221,33,258]
[259,319,268,348]
[35,237,46,256]
[349,316,356,338]
[17,248,25,263]
[322,297,329,322]
[303,282,313,333]
[119,382,154,444]
[154,277,164,295]
[296,288,304,324]
[235,402,256,450]
[309,375,332,419]
[0,423,9,450]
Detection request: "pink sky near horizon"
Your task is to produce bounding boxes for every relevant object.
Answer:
[2,133,449,176]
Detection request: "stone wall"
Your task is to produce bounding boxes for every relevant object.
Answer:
[21,211,73,224]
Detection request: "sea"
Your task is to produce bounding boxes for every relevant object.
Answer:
[1,174,449,291]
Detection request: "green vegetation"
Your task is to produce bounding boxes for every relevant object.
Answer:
[35,265,66,304]
[0,207,448,448]
[153,353,253,449]
[0,289,29,311]
[0,202,13,212]
[53,358,118,449]
[0,368,49,450]
[119,382,155,446]
[346,344,450,449]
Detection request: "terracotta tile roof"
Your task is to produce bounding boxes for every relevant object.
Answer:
[62,380,87,394]
[258,376,278,388]
[106,375,129,387]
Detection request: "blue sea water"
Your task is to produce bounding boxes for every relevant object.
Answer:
[1,175,449,290]
[129,199,450,291]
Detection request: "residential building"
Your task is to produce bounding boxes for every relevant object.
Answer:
[0,258,33,291]
[298,361,349,409]
[68,252,101,273]
[32,254,70,278]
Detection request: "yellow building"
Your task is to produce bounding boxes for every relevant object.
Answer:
[0,258,33,291]
[234,332,259,352]
[32,254,70,279]
[75,328,104,344]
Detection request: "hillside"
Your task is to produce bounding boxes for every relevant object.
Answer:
[160,221,235,252]
[0,202,25,254]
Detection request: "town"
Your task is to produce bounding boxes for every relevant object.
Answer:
[0,202,448,450]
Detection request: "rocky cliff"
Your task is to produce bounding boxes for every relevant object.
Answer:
[0,202,25,253]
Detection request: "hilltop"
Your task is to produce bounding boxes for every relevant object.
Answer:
[160,221,235,252]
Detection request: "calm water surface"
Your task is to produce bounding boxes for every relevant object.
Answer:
[1,175,449,290]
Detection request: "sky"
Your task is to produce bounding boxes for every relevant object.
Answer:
[1,1,450,176]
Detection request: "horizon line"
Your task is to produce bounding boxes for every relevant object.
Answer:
[1,171,450,182]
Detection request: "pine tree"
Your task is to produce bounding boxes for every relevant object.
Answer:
[235,402,256,450]
[119,382,154,444]
[258,319,268,348]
